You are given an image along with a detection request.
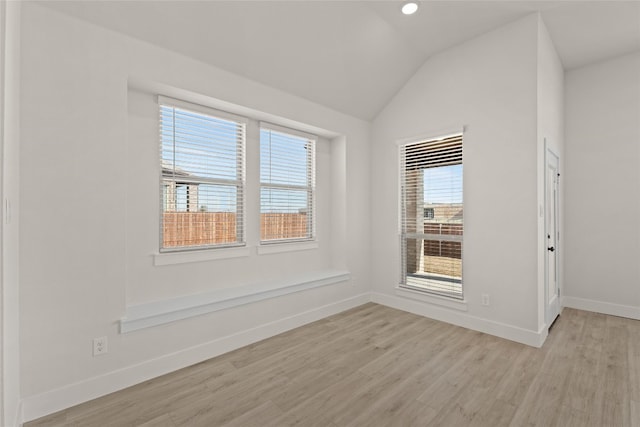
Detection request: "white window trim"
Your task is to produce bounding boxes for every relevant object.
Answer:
[259,121,317,142]
[397,126,465,300]
[257,241,319,255]
[158,95,249,126]
[395,125,465,147]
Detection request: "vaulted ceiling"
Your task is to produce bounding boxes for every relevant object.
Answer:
[37,1,640,120]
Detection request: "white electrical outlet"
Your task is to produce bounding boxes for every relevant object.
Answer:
[93,336,108,356]
[481,294,490,306]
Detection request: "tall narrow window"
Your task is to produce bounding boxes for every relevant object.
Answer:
[260,124,315,243]
[159,97,246,250]
[400,133,463,299]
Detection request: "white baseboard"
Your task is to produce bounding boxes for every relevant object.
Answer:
[21,293,371,423]
[371,292,546,348]
[13,400,23,427]
[563,296,640,320]
[2,395,23,427]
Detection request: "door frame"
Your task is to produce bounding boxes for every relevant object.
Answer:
[544,143,560,327]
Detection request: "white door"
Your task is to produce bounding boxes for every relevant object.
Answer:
[545,147,560,327]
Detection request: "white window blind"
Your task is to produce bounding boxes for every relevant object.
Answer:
[159,97,246,250]
[260,123,316,243]
[400,133,463,299]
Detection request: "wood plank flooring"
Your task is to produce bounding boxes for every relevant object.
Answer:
[26,303,639,426]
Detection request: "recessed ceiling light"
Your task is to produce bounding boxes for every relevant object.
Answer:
[401,2,418,15]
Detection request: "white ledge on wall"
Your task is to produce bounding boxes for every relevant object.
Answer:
[153,246,251,266]
[120,269,351,333]
[257,241,319,255]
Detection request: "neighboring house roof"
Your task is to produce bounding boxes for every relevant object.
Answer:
[161,160,193,179]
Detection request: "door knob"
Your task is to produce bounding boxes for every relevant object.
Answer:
[547,246,555,252]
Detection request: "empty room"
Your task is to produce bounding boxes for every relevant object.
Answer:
[1,0,639,426]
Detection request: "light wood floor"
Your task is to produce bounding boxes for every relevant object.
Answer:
[26,303,639,427]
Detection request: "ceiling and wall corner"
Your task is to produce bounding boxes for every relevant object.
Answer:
[35,1,640,121]
[535,15,565,332]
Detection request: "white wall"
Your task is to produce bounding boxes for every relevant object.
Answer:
[19,3,371,420]
[536,17,564,330]
[371,15,543,343]
[1,1,22,425]
[564,51,640,318]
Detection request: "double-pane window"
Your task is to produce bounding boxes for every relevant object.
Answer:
[400,134,463,299]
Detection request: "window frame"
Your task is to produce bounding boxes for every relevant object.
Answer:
[158,96,247,252]
[398,131,464,300]
[259,122,317,245]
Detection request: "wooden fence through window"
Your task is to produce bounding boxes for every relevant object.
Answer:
[162,212,308,248]
[423,223,463,259]
[423,223,462,277]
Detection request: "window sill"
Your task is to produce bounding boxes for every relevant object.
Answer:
[395,286,468,311]
[120,269,351,333]
[153,246,251,266]
[257,241,319,255]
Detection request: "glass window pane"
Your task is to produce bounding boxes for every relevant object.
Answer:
[260,129,310,187]
[260,127,315,243]
[260,188,309,240]
[160,102,245,250]
[162,183,239,249]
